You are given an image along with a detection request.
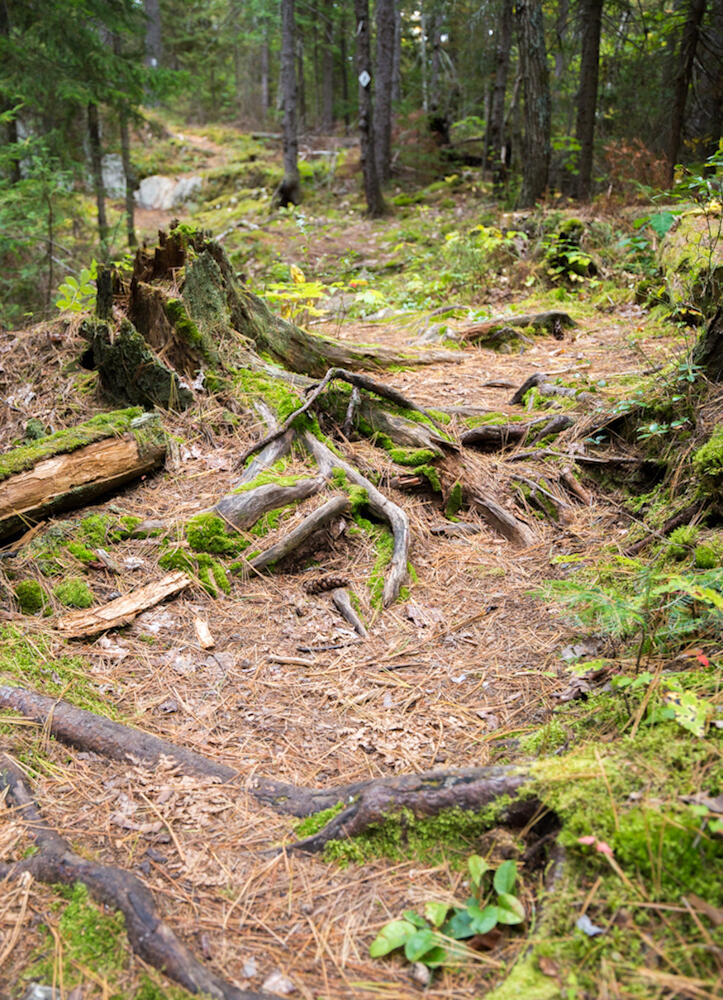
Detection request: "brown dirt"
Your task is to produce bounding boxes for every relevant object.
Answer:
[0,243,686,997]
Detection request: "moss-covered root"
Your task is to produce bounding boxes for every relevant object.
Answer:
[213,476,324,530]
[0,755,276,1000]
[303,430,410,606]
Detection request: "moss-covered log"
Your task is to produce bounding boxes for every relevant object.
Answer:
[0,409,165,541]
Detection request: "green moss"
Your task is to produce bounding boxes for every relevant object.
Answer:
[294,801,346,838]
[387,446,438,467]
[134,973,195,1000]
[53,576,94,608]
[0,408,144,483]
[693,424,723,487]
[445,481,463,518]
[185,512,246,555]
[13,580,46,614]
[667,523,699,559]
[110,514,143,541]
[78,513,112,547]
[159,547,195,574]
[485,954,560,1000]
[369,528,395,610]
[695,538,723,568]
[323,802,514,867]
[25,883,126,989]
[235,369,302,422]
[519,718,568,756]
[0,625,117,716]
[66,541,98,564]
[24,418,47,440]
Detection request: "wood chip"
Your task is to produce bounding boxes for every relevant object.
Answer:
[194,617,215,649]
[56,572,192,639]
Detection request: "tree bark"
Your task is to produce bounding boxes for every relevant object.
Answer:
[392,1,402,105]
[489,0,514,187]
[321,0,334,131]
[667,0,708,183]
[515,0,551,206]
[574,0,603,200]
[143,0,163,68]
[354,0,386,216]
[374,0,395,181]
[277,0,301,206]
[87,101,109,257]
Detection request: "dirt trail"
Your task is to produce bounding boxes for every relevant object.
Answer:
[0,276,681,999]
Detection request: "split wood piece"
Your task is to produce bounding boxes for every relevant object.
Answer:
[0,687,538,828]
[239,367,448,466]
[288,766,537,854]
[214,477,324,530]
[509,373,596,407]
[249,495,349,571]
[331,588,367,637]
[303,431,410,606]
[458,310,576,345]
[55,571,191,639]
[0,755,278,1000]
[0,415,166,542]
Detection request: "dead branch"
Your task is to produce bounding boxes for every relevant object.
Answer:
[0,754,279,1000]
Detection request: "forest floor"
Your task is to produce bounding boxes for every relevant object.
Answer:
[0,120,720,1000]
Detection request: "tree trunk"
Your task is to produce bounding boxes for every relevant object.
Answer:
[516,0,551,206]
[297,32,306,132]
[354,0,386,216]
[667,0,708,183]
[321,0,334,132]
[489,0,514,187]
[261,18,271,119]
[392,1,402,105]
[278,0,301,206]
[574,0,603,200]
[87,102,109,258]
[429,4,443,115]
[375,0,395,181]
[120,115,136,250]
[143,0,162,68]
[0,411,165,542]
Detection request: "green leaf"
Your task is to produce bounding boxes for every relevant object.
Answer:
[467,904,499,935]
[496,893,525,925]
[402,910,429,929]
[661,686,710,737]
[443,908,474,940]
[369,919,416,957]
[404,928,441,962]
[424,901,450,928]
[493,860,517,895]
[468,854,489,887]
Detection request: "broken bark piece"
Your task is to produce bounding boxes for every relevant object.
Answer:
[55,571,191,638]
[194,617,215,649]
[459,310,576,346]
[0,754,279,1000]
[331,588,367,637]
[0,410,166,542]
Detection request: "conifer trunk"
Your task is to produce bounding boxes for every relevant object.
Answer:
[516,0,551,206]
[354,0,386,216]
[278,0,301,205]
[575,0,603,200]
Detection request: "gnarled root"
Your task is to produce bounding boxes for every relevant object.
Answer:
[0,754,278,1000]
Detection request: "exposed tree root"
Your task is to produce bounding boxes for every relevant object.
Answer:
[249,494,349,571]
[509,372,597,407]
[458,310,576,346]
[331,587,367,637]
[302,431,410,606]
[0,754,278,1000]
[214,477,324,530]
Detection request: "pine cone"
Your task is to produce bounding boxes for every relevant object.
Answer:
[304,575,350,595]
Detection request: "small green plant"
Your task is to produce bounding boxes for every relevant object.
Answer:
[55,260,97,312]
[369,857,525,971]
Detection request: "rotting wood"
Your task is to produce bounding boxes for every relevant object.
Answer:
[0,417,166,542]
[249,494,350,571]
[467,491,536,547]
[460,419,548,450]
[331,587,367,637]
[0,755,279,1000]
[55,571,192,639]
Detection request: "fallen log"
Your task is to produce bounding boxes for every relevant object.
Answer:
[0,409,166,542]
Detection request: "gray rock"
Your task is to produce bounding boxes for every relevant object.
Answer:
[24,985,59,1000]
[135,174,203,210]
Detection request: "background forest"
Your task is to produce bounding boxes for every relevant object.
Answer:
[1,0,722,327]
